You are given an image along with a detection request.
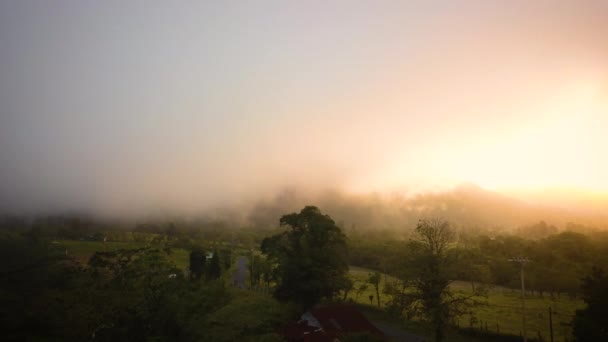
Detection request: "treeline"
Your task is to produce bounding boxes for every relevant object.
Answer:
[0,214,274,249]
[349,228,608,297]
[9,212,607,298]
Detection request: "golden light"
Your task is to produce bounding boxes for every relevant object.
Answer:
[454,84,607,192]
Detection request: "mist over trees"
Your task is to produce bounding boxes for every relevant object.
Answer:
[1,188,607,341]
[246,185,608,233]
[3,184,608,239]
[2,201,607,341]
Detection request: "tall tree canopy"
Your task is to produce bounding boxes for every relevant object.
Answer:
[409,218,482,342]
[189,246,205,280]
[206,249,221,280]
[572,266,608,341]
[261,206,349,308]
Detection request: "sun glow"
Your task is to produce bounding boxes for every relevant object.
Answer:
[455,85,607,192]
[354,82,608,196]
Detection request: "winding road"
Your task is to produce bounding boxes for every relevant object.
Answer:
[232,256,247,288]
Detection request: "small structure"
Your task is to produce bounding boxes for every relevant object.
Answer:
[279,320,329,342]
[279,304,385,341]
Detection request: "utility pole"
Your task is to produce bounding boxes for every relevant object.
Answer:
[250,248,255,289]
[509,257,530,342]
[549,306,554,342]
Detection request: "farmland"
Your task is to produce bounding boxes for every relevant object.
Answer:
[50,238,587,341]
[55,240,190,269]
[52,239,586,341]
[348,266,585,341]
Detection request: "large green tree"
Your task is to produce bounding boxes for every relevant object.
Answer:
[86,248,184,340]
[367,272,381,307]
[189,246,206,280]
[206,249,221,280]
[261,206,349,308]
[572,266,608,341]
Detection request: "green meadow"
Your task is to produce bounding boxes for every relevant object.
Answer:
[348,266,584,341]
[55,240,190,270]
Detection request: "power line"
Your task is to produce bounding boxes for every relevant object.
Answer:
[509,256,530,342]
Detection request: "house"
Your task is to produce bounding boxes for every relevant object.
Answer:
[279,320,331,342]
[279,304,385,341]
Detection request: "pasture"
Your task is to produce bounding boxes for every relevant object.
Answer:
[54,240,190,270]
[347,266,584,341]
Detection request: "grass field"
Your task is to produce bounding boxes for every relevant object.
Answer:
[54,240,190,270]
[347,266,584,341]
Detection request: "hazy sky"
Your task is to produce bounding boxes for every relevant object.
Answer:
[1,1,607,215]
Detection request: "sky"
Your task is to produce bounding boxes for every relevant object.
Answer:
[1,1,607,216]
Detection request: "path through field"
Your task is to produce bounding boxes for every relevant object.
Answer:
[233,256,247,288]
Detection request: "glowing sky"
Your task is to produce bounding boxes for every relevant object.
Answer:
[0,1,607,214]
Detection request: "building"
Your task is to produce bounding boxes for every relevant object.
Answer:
[279,304,385,342]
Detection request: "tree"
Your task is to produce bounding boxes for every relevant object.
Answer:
[409,219,481,342]
[355,283,369,301]
[220,249,232,270]
[452,248,491,292]
[383,278,417,319]
[259,257,274,291]
[339,276,355,301]
[572,266,608,341]
[261,206,349,308]
[207,249,221,280]
[86,248,184,340]
[249,254,262,289]
[368,272,381,307]
[189,247,205,280]
[202,290,290,341]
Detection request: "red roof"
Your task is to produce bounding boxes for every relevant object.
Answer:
[279,304,385,341]
[278,320,333,342]
[310,304,384,337]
